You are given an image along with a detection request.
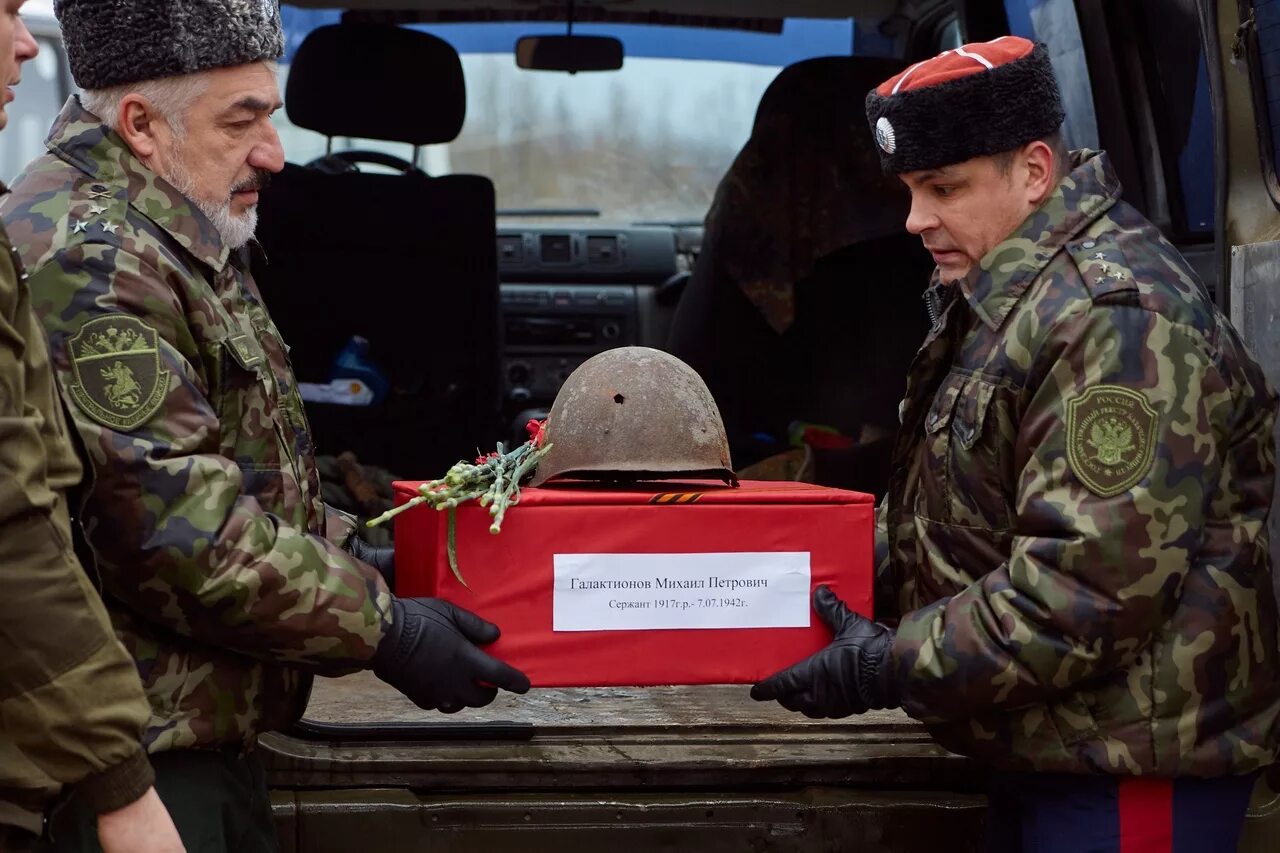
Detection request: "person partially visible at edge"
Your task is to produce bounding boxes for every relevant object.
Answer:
[0,2,184,852]
[751,36,1279,853]
[1,2,530,850]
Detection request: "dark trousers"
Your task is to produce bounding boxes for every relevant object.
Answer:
[986,771,1258,853]
[41,749,277,853]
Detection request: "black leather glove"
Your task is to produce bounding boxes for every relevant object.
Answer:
[348,534,395,589]
[750,585,898,718]
[373,597,531,713]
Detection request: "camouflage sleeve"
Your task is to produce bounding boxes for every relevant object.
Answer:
[31,246,391,672]
[872,498,898,621]
[0,242,153,808]
[891,301,1246,723]
[324,505,359,549]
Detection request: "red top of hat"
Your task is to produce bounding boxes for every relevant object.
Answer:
[875,35,1036,96]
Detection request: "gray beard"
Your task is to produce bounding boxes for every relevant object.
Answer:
[162,154,259,250]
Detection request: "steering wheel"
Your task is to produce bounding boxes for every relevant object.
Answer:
[306,149,426,177]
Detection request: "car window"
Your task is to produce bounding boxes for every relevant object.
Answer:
[1125,0,1214,236]
[275,10,872,225]
[1003,0,1213,237]
[1001,0,1100,153]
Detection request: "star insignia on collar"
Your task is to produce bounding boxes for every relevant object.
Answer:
[87,204,107,216]
[72,219,89,234]
[101,222,119,235]
[1092,252,1107,261]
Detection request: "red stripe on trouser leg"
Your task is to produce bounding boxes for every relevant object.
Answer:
[1119,777,1173,853]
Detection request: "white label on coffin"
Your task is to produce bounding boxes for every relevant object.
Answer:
[552,552,811,632]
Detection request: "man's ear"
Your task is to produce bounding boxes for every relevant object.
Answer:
[115,93,163,163]
[1021,139,1057,206]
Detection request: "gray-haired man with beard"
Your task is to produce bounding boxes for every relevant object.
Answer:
[1,1,529,850]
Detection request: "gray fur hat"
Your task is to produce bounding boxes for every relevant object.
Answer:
[55,0,285,90]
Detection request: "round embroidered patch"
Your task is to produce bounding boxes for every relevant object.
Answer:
[875,117,897,154]
[1065,385,1158,498]
[66,315,170,431]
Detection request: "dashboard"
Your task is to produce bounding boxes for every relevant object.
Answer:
[496,226,695,423]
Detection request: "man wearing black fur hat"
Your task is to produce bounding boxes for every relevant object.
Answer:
[753,36,1278,852]
[1,1,530,850]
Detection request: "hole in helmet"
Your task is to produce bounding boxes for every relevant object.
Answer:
[614,394,625,404]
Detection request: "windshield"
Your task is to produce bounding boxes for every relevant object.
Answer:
[276,12,864,225]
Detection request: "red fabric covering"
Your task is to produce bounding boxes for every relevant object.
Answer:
[393,480,874,687]
[876,35,1035,95]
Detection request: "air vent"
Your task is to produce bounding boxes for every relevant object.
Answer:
[540,234,572,263]
[497,235,523,264]
[587,235,619,264]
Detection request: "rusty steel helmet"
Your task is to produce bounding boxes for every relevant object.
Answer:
[532,347,737,486]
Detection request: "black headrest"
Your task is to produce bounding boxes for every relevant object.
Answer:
[286,24,465,145]
[753,56,905,136]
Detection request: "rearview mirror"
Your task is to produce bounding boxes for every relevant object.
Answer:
[515,35,624,73]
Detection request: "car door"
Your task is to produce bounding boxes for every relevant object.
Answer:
[1197,0,1280,846]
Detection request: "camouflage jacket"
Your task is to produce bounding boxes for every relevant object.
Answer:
[0,195,153,829]
[0,98,393,753]
[876,150,1280,777]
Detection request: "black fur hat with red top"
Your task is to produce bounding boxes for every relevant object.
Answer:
[865,36,1065,174]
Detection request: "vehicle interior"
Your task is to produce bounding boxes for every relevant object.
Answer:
[250,3,1259,851]
[244,0,1222,500]
[4,0,1276,850]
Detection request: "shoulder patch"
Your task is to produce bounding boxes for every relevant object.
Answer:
[66,315,170,431]
[1065,385,1157,498]
[1069,237,1137,300]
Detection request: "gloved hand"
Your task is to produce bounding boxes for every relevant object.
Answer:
[348,534,395,589]
[750,585,898,718]
[372,597,531,713]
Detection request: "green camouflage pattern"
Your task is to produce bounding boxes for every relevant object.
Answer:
[0,98,393,753]
[876,150,1280,776]
[0,193,153,826]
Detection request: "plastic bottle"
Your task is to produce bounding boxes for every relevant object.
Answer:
[330,336,390,406]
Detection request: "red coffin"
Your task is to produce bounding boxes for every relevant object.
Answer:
[392,480,874,687]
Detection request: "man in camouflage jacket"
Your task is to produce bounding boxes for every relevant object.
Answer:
[753,37,1279,851]
[2,2,528,850]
